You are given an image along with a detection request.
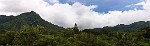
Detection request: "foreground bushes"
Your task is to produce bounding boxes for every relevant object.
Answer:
[0,25,150,46]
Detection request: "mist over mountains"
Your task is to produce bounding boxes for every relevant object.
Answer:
[0,0,150,30]
[1,11,150,46]
[1,11,150,31]
[1,0,150,46]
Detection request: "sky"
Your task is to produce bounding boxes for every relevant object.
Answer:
[58,0,144,13]
[0,0,150,30]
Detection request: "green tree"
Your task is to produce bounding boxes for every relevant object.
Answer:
[141,27,150,38]
[73,23,79,34]
[12,25,44,46]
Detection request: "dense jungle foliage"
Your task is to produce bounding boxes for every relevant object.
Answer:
[0,11,150,46]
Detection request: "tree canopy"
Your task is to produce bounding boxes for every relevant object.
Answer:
[0,11,150,46]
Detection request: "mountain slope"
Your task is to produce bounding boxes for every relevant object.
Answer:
[111,21,150,30]
[0,11,64,32]
[83,21,150,33]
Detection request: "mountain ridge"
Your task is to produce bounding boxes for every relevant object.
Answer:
[1,11,150,31]
[0,11,64,32]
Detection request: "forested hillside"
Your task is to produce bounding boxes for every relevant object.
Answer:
[0,11,63,32]
[0,11,150,46]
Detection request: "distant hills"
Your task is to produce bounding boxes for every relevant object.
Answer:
[0,11,150,32]
[0,11,64,32]
[83,21,150,32]
[109,21,150,30]
[1,11,150,46]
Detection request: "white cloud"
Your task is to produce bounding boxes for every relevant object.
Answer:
[0,0,150,30]
[0,0,48,16]
[49,0,59,4]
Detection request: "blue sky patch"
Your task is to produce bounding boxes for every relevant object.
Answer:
[45,0,144,13]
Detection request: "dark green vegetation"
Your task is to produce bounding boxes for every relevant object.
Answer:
[0,11,150,46]
[0,11,63,32]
